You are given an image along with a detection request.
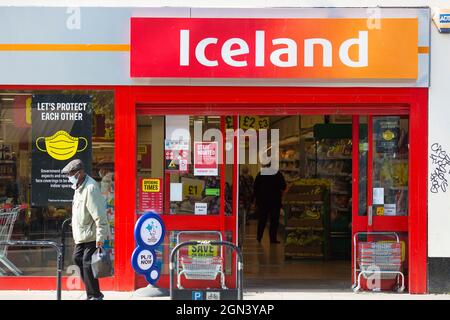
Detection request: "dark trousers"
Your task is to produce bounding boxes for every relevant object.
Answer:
[73,241,103,299]
[257,206,280,242]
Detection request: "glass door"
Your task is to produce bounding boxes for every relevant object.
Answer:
[352,115,409,290]
[136,114,237,289]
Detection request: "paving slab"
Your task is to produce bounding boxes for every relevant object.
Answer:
[0,290,449,300]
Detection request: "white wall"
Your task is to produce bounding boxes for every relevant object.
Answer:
[428,20,450,257]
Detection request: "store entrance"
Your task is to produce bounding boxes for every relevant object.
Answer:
[238,114,409,291]
[238,115,353,290]
[134,107,410,292]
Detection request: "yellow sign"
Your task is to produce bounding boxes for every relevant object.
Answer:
[26,97,32,125]
[138,144,148,154]
[188,243,218,257]
[182,177,204,199]
[240,116,270,130]
[142,178,160,193]
[376,206,385,216]
[36,130,88,161]
[382,130,395,141]
[225,116,270,130]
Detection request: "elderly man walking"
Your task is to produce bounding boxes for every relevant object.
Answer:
[62,159,110,300]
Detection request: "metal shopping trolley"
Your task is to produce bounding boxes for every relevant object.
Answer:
[352,232,405,293]
[0,206,23,276]
[175,231,225,289]
[170,240,244,300]
[178,254,226,289]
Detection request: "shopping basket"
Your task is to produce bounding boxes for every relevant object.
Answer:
[352,232,405,293]
[0,206,23,276]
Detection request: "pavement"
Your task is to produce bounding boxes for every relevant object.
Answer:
[0,290,449,300]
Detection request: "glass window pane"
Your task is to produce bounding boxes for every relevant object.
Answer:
[0,90,115,276]
[137,115,224,216]
[372,116,409,216]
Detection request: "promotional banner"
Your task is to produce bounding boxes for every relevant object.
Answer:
[31,94,92,206]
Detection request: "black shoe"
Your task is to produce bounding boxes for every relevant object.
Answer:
[89,293,104,300]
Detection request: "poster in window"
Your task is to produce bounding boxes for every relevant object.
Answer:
[31,94,92,206]
[374,117,400,153]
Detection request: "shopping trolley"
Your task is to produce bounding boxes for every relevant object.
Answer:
[0,206,23,276]
[170,240,244,300]
[175,231,224,289]
[352,232,405,293]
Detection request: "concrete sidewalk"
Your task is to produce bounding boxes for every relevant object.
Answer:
[0,290,449,300]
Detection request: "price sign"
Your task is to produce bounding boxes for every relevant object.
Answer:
[240,116,270,130]
[258,116,270,129]
[225,116,234,129]
[182,177,205,198]
[240,116,258,129]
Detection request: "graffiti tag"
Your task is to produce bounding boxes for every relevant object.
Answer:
[430,143,450,193]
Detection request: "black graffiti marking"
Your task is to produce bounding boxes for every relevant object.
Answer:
[430,143,450,193]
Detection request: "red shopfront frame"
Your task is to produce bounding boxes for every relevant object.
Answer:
[0,85,428,294]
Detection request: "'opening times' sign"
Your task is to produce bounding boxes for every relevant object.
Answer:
[139,178,163,214]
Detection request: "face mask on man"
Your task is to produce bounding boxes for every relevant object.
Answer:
[68,171,79,189]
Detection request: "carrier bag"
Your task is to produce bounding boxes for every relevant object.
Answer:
[91,247,113,278]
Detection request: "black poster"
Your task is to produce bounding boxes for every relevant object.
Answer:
[374,117,400,154]
[31,94,92,207]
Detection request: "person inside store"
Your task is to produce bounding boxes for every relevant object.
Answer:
[62,159,110,300]
[239,166,254,225]
[253,162,287,244]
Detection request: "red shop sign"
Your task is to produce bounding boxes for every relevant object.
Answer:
[130,17,418,79]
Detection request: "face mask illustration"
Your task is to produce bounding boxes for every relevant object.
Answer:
[36,130,88,161]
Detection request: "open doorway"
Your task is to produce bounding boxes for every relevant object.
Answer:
[238,115,354,290]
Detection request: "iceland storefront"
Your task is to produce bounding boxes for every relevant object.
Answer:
[0,4,448,294]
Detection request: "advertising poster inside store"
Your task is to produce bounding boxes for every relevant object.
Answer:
[31,94,92,206]
[194,141,218,176]
[374,117,400,153]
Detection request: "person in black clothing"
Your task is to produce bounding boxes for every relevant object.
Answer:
[253,165,287,244]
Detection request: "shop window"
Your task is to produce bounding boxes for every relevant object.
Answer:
[137,115,226,216]
[0,90,114,277]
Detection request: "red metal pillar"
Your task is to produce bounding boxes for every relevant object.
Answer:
[114,86,137,291]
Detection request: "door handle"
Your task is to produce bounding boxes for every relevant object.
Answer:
[368,206,373,226]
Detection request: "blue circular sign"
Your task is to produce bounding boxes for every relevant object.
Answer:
[134,211,165,249]
[131,247,156,275]
[145,267,161,285]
